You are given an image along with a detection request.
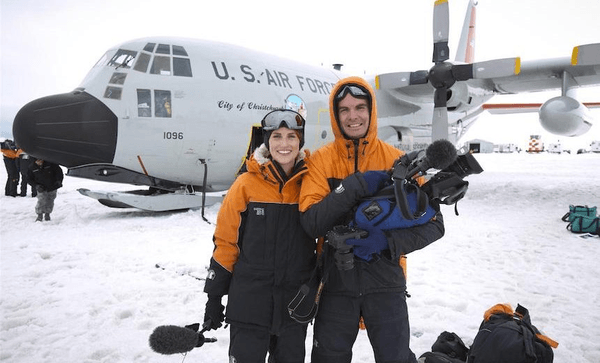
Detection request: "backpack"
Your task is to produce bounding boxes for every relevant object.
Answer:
[419,331,469,363]
[466,304,558,363]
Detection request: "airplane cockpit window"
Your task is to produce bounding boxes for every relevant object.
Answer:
[109,72,127,85]
[137,88,172,117]
[94,51,111,68]
[134,52,151,73]
[137,89,152,117]
[137,42,192,77]
[154,90,172,118]
[173,58,192,77]
[150,56,171,76]
[172,45,188,56]
[144,43,156,52]
[104,86,122,100]
[108,49,137,69]
[156,44,170,54]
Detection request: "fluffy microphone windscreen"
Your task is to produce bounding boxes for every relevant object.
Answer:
[149,325,200,355]
[425,139,457,170]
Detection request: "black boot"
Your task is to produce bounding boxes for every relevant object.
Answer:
[36,214,43,222]
[44,213,51,221]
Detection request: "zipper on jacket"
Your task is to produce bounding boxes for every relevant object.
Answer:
[353,139,360,172]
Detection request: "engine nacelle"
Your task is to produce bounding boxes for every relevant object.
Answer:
[446,82,491,113]
[539,96,593,137]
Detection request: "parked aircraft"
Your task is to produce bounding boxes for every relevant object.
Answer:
[12,0,600,211]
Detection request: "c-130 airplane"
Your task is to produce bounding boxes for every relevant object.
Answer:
[12,0,600,211]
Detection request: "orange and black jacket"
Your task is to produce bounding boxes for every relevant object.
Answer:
[204,144,316,333]
[299,76,445,296]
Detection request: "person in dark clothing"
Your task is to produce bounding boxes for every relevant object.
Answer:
[299,77,445,363]
[2,139,20,197]
[18,152,36,197]
[203,110,315,363]
[27,159,63,221]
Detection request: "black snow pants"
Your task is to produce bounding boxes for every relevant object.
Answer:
[4,157,19,196]
[229,322,307,363]
[311,292,417,363]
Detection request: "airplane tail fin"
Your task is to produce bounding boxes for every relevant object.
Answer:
[455,0,477,63]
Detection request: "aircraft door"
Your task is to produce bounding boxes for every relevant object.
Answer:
[237,125,264,175]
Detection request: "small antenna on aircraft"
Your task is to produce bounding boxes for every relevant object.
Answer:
[332,64,343,71]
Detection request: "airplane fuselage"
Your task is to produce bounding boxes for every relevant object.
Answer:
[14,37,460,192]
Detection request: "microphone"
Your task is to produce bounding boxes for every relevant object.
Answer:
[149,324,210,355]
[406,139,457,179]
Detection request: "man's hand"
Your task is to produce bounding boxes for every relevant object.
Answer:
[347,228,389,261]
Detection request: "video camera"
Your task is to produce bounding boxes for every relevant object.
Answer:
[393,140,483,207]
[325,225,368,271]
[420,152,484,205]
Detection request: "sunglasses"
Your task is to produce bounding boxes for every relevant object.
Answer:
[335,85,369,101]
[261,110,305,131]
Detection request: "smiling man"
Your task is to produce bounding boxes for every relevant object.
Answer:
[299,76,445,363]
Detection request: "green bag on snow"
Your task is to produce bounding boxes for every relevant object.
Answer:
[561,205,597,223]
[567,215,600,235]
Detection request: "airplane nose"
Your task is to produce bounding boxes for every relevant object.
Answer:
[12,91,118,168]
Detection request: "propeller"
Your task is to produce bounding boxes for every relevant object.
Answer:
[376,0,521,141]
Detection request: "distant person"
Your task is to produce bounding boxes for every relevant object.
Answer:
[18,150,36,197]
[203,109,315,362]
[27,159,63,222]
[1,139,21,197]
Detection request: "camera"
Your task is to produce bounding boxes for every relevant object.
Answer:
[441,152,484,179]
[326,225,368,271]
[421,153,483,205]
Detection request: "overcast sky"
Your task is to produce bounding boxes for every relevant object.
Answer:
[1,0,599,146]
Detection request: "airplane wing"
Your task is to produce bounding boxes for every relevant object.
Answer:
[377,42,600,140]
[480,44,600,95]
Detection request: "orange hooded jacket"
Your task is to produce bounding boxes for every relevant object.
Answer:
[299,76,404,213]
[205,144,316,333]
[299,77,445,290]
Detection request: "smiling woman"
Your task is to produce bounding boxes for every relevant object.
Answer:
[267,127,301,176]
[202,109,314,362]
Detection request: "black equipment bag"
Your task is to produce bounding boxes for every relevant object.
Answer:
[466,304,558,363]
[419,331,470,363]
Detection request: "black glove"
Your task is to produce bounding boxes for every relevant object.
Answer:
[203,296,225,331]
[326,226,368,270]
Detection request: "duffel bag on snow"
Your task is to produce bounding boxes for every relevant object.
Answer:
[561,205,597,223]
[466,303,558,363]
[567,214,600,235]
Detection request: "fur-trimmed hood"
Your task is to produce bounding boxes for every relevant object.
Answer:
[245,143,309,184]
[251,143,308,166]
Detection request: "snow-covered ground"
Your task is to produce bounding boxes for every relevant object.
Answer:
[1,152,599,362]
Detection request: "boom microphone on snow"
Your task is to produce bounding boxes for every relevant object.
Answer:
[405,139,458,179]
[149,323,216,355]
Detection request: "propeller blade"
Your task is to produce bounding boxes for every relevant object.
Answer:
[375,71,429,90]
[571,43,600,66]
[433,0,450,63]
[432,88,449,140]
[432,107,449,141]
[451,64,473,82]
[472,57,521,78]
[376,72,413,89]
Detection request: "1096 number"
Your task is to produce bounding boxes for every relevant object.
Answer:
[164,132,184,140]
